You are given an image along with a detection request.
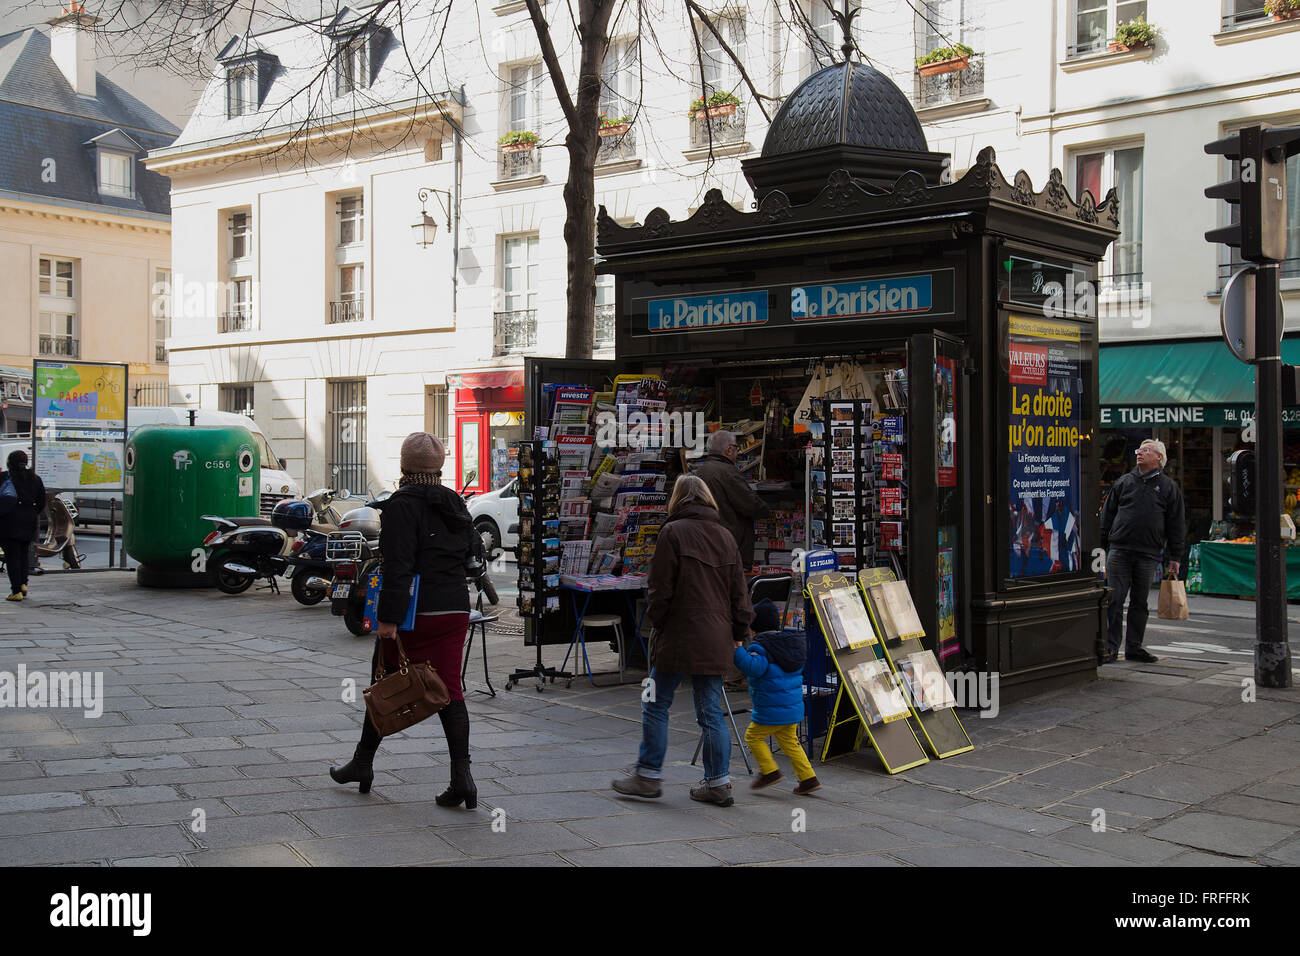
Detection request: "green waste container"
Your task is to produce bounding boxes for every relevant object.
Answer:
[124,424,260,587]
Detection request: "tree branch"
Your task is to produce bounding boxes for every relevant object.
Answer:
[684,0,776,122]
[523,0,579,129]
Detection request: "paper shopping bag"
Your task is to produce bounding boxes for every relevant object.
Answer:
[1157,577,1188,620]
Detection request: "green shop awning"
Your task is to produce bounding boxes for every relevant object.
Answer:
[1100,339,1300,428]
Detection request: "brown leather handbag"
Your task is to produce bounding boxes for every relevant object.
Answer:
[363,633,450,737]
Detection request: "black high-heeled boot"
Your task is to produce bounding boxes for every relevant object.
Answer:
[435,758,477,809]
[434,702,475,808]
[329,745,376,794]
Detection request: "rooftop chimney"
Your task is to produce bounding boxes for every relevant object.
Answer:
[49,3,97,98]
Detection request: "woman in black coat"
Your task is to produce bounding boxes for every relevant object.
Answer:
[0,449,46,601]
[329,432,478,809]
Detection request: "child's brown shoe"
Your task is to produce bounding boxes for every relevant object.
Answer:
[751,770,783,790]
[793,776,821,795]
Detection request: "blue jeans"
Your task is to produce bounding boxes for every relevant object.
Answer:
[1106,547,1160,653]
[635,668,731,788]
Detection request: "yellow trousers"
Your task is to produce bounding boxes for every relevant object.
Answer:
[744,721,815,781]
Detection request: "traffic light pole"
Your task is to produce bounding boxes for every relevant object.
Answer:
[1254,262,1292,688]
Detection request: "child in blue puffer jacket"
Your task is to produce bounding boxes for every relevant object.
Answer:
[733,599,820,793]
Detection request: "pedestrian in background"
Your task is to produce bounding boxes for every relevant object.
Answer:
[0,449,46,601]
[330,432,478,809]
[1099,438,1186,664]
[733,599,820,794]
[612,475,753,807]
[692,429,769,570]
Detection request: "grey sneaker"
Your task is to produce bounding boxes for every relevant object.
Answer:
[611,773,662,798]
[690,780,734,807]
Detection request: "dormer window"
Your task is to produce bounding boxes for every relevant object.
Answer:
[216,37,278,119]
[98,150,133,198]
[227,64,259,117]
[335,35,369,96]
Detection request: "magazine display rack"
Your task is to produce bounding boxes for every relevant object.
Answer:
[805,567,928,773]
[858,567,973,759]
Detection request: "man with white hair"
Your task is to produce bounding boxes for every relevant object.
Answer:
[692,429,769,569]
[1099,438,1186,664]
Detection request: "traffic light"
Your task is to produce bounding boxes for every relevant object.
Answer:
[1205,125,1300,262]
[1228,448,1256,515]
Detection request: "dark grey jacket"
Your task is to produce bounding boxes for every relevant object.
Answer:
[691,454,769,566]
[0,468,45,542]
[1100,467,1186,562]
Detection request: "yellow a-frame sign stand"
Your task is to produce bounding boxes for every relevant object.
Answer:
[806,570,928,773]
[857,568,973,760]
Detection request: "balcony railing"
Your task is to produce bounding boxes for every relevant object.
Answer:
[596,126,637,165]
[155,343,168,363]
[594,303,615,350]
[689,104,746,149]
[916,53,984,109]
[220,309,255,333]
[329,299,365,324]
[494,309,537,356]
[499,145,541,180]
[39,334,79,357]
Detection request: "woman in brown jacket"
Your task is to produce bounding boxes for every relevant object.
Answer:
[611,475,753,807]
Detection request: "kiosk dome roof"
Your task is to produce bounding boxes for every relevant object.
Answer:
[762,60,927,157]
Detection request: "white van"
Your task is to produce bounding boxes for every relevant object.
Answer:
[71,407,300,523]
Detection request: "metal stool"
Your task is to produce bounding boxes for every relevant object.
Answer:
[462,608,497,697]
[691,685,752,773]
[571,613,628,687]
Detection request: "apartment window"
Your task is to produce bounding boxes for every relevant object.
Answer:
[600,40,639,120]
[697,12,746,99]
[915,0,985,108]
[335,35,369,96]
[220,277,254,332]
[39,312,78,357]
[1073,145,1143,285]
[98,151,133,198]
[496,235,539,355]
[227,64,259,117]
[152,268,171,364]
[1216,122,1300,284]
[219,383,255,420]
[424,385,449,447]
[508,62,542,134]
[1223,0,1268,30]
[328,379,367,494]
[803,1,839,77]
[230,211,252,260]
[337,195,364,245]
[39,258,74,297]
[332,264,365,323]
[1072,0,1146,56]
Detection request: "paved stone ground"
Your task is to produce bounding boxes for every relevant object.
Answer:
[1,571,1297,867]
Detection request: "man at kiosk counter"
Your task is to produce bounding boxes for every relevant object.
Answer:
[693,430,770,571]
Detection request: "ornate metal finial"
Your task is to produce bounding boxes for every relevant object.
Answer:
[831,0,860,63]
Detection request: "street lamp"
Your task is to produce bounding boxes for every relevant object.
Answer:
[412,187,452,247]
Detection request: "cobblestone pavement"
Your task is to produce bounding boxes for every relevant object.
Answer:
[1,572,1298,867]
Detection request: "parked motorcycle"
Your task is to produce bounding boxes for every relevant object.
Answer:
[202,489,350,597]
[37,493,83,569]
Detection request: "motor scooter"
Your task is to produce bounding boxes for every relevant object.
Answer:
[202,489,348,596]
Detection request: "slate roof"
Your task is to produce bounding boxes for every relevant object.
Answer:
[0,27,178,218]
[762,60,928,157]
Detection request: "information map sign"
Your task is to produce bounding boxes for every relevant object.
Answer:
[32,360,128,491]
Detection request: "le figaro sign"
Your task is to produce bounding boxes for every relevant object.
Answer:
[644,272,945,333]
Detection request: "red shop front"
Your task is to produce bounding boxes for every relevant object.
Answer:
[449,368,526,494]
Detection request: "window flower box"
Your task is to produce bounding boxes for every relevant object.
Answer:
[1109,16,1158,51]
[498,130,539,152]
[916,43,974,77]
[1269,0,1300,22]
[688,92,740,119]
[598,115,631,137]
